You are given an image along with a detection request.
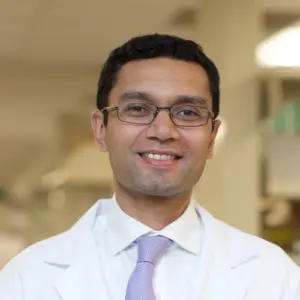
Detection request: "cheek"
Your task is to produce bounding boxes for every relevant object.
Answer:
[181,130,211,155]
[106,124,143,151]
[189,141,212,164]
[192,140,211,158]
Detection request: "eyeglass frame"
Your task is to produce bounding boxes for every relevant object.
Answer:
[101,103,215,128]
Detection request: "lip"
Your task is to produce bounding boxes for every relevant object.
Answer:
[138,151,182,169]
[138,149,183,158]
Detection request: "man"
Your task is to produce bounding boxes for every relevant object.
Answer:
[0,34,299,300]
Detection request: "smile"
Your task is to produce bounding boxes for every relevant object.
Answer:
[139,152,182,161]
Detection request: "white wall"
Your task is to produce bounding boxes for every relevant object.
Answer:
[266,134,300,198]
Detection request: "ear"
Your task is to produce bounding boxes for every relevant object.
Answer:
[91,110,107,152]
[207,119,221,159]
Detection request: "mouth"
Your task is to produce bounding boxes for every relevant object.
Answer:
[138,152,182,161]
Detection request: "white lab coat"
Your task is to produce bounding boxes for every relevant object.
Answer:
[0,198,299,300]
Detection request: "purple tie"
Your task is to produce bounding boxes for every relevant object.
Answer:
[125,235,173,300]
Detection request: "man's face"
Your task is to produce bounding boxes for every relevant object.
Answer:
[92,58,220,197]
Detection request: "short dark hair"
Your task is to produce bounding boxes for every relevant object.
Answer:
[96,33,220,124]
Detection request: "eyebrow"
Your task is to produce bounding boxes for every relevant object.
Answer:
[120,91,207,106]
[120,91,153,102]
[174,95,207,106]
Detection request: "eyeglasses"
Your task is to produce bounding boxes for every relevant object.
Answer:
[101,102,214,127]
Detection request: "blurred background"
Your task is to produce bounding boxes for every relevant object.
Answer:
[1,0,300,268]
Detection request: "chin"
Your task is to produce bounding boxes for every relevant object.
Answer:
[134,182,188,198]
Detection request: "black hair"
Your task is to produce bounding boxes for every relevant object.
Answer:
[96,33,220,125]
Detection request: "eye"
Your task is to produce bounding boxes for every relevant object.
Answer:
[128,105,147,112]
[179,109,198,116]
[123,103,152,116]
[174,105,205,119]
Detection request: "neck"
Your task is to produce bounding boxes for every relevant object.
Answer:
[114,184,192,230]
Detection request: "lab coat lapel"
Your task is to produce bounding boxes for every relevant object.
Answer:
[43,200,106,300]
[205,265,248,300]
[54,229,103,300]
[196,205,259,300]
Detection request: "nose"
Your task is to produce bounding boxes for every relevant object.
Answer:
[145,109,180,142]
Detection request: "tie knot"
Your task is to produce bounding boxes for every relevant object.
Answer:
[136,235,173,265]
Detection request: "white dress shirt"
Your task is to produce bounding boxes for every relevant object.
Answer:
[93,196,204,300]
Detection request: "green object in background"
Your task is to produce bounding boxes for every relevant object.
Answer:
[295,102,300,134]
[274,113,286,134]
[273,101,300,134]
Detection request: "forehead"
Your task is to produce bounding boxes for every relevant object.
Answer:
[110,58,211,105]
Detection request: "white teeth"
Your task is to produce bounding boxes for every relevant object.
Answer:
[144,153,176,160]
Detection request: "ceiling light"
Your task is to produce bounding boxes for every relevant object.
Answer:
[256,23,300,67]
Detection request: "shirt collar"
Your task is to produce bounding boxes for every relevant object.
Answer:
[103,195,202,256]
[159,199,202,255]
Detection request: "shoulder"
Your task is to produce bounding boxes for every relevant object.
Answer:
[213,211,292,260]
[0,230,72,300]
[199,207,300,297]
[224,222,300,297]
[198,205,299,270]
[0,198,110,278]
